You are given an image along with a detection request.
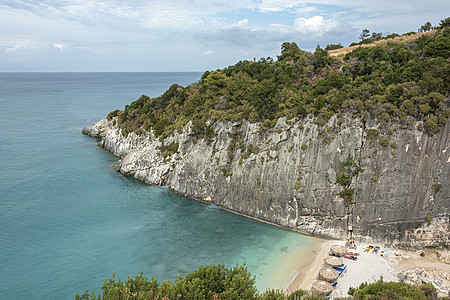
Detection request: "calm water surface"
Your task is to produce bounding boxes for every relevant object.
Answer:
[0,73,321,299]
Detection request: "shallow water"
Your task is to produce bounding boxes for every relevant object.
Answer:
[0,72,321,299]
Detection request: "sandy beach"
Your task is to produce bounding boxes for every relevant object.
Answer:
[286,240,450,298]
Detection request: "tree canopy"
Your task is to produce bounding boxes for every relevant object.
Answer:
[75,264,439,300]
[111,20,450,139]
[75,263,326,300]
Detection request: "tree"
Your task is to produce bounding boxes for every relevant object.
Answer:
[278,42,302,61]
[419,21,433,32]
[359,29,370,40]
[325,43,343,51]
[371,32,383,40]
[424,35,450,58]
[313,45,332,69]
[438,17,450,28]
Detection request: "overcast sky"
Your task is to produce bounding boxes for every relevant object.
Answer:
[1,1,448,72]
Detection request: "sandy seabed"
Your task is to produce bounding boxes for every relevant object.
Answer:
[285,240,450,298]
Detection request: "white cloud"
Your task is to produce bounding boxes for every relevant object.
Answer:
[293,16,345,36]
[258,0,304,12]
[231,19,250,28]
[4,39,48,54]
[0,0,449,71]
[53,43,68,51]
[202,49,215,56]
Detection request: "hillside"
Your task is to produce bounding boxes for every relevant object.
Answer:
[328,30,437,57]
[112,25,449,140]
[83,21,450,248]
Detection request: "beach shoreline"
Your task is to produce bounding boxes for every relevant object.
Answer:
[284,240,450,298]
[286,240,335,293]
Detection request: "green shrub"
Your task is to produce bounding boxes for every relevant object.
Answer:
[336,173,350,186]
[158,142,179,159]
[432,183,441,194]
[107,109,120,120]
[339,187,355,204]
[379,137,389,148]
[301,143,308,150]
[75,263,333,300]
[372,175,379,182]
[349,280,437,300]
[426,215,432,223]
[365,129,379,140]
[295,181,301,189]
[259,289,286,300]
[221,168,233,177]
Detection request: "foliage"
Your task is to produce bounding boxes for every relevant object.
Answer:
[109,24,449,140]
[360,29,370,40]
[75,263,327,300]
[348,279,437,300]
[335,155,364,204]
[419,21,433,32]
[158,142,179,159]
[432,183,441,194]
[278,42,303,61]
[336,173,350,186]
[426,215,433,223]
[325,43,343,51]
[439,17,450,29]
[336,155,364,188]
[339,187,355,204]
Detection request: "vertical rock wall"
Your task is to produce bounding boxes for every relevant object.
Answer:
[82,116,449,249]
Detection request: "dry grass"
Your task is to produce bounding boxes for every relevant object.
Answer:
[328,30,437,58]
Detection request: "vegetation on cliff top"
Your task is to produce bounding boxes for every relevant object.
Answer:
[109,19,450,138]
[75,263,440,300]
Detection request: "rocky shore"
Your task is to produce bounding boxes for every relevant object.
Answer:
[287,240,450,298]
[82,116,449,249]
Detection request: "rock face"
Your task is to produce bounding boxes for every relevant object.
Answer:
[397,268,449,295]
[82,116,449,249]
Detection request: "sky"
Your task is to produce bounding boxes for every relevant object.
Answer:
[0,1,448,72]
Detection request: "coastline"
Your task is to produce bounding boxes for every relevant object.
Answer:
[285,240,398,297]
[284,240,450,298]
[286,240,335,293]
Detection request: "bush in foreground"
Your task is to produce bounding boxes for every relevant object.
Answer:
[75,263,444,300]
[75,263,326,300]
[348,280,439,299]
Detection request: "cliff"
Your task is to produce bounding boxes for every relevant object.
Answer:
[82,116,449,249]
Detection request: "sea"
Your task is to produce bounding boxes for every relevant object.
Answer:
[0,72,322,299]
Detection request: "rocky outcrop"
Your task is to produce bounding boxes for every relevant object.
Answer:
[82,116,449,249]
[397,268,449,295]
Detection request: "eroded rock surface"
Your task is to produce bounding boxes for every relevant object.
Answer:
[82,116,449,249]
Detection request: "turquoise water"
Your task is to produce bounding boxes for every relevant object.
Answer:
[0,73,320,299]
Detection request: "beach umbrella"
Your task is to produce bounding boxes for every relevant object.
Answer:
[319,267,339,283]
[312,280,333,295]
[324,256,343,267]
[330,244,347,256]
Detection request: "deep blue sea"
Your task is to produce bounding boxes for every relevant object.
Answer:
[0,72,321,299]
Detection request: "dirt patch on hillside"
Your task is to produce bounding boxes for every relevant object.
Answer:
[328,30,436,57]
